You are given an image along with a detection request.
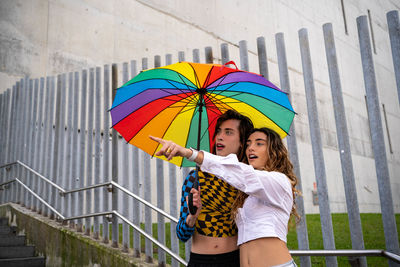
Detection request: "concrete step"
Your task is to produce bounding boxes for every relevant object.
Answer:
[0,225,17,235]
[0,256,46,267]
[0,235,26,246]
[0,245,35,259]
[0,217,8,226]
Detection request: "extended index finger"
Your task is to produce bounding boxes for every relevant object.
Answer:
[149,135,164,144]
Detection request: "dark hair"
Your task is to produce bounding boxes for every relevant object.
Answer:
[212,110,254,161]
[231,127,301,222]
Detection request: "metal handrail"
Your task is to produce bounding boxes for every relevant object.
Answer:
[289,249,400,263]
[114,210,187,266]
[2,161,179,223]
[13,177,65,219]
[2,178,186,265]
[110,181,179,223]
[4,163,400,265]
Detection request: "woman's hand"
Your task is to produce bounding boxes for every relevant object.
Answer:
[186,186,202,227]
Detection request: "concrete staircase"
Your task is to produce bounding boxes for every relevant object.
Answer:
[0,217,45,267]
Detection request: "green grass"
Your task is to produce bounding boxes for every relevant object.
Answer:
[101,213,399,266]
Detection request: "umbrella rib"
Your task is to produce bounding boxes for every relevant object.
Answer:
[188,63,201,88]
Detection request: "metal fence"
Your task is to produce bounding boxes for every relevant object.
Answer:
[1,11,400,267]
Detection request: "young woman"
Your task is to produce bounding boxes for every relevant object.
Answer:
[151,127,299,267]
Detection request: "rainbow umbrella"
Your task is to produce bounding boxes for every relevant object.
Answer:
[111,61,295,167]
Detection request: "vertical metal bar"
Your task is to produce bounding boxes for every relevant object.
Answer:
[166,54,179,267]
[18,78,28,205]
[221,43,230,65]
[13,81,23,204]
[387,11,400,106]
[141,57,153,263]
[121,62,130,252]
[103,65,111,243]
[77,70,88,231]
[58,74,67,217]
[192,49,200,63]
[205,47,213,63]
[257,37,269,79]
[28,79,39,210]
[35,78,45,212]
[275,32,311,267]
[178,51,185,62]
[65,73,74,224]
[72,71,80,229]
[111,63,119,248]
[323,23,367,267]
[357,16,400,264]
[93,67,102,239]
[8,85,18,203]
[239,40,249,71]
[154,55,166,266]
[85,68,95,235]
[43,77,55,216]
[298,28,337,267]
[52,74,66,219]
[130,59,140,256]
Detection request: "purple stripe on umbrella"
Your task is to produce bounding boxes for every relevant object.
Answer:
[207,72,281,91]
[111,88,190,125]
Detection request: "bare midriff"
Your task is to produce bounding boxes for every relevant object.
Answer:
[191,232,238,254]
[239,237,292,267]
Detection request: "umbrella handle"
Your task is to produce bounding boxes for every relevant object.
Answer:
[188,180,199,215]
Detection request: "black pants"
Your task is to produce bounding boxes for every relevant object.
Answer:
[187,250,240,267]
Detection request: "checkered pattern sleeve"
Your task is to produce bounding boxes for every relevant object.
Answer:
[176,170,196,242]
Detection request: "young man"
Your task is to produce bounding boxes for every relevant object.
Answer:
[176,110,254,266]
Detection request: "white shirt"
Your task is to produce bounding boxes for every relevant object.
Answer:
[200,151,293,245]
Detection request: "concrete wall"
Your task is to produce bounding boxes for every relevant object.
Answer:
[0,0,399,214]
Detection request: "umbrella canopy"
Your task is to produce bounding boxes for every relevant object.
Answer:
[111,61,295,167]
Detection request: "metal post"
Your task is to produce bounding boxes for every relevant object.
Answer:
[23,79,34,208]
[64,72,74,224]
[77,70,88,231]
[323,23,367,267]
[71,71,80,228]
[85,68,95,234]
[239,40,249,71]
[205,47,213,64]
[36,78,45,212]
[221,43,230,65]
[58,74,67,216]
[357,16,400,265]
[257,37,269,79]
[178,51,185,62]
[51,74,66,218]
[387,11,400,106]
[93,67,102,239]
[298,28,337,266]
[275,32,311,267]
[121,62,130,252]
[154,55,166,266]
[2,89,12,203]
[42,77,55,216]
[142,57,153,263]
[111,63,119,248]
[17,78,28,205]
[130,59,140,256]
[103,65,111,243]
[166,54,179,267]
[193,49,200,63]
[29,79,39,210]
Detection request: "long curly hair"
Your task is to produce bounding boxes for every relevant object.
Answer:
[230,127,301,223]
